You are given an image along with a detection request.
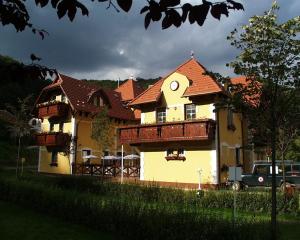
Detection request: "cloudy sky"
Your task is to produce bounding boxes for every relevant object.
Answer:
[0,0,299,80]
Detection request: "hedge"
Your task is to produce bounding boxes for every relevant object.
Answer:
[20,173,300,215]
[0,176,271,240]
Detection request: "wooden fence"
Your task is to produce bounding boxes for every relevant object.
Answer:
[72,163,140,178]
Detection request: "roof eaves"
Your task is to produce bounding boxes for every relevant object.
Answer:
[182,89,223,97]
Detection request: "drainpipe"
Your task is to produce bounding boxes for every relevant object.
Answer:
[216,109,221,185]
[70,116,77,174]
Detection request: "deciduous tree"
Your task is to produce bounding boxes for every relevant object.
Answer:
[227,2,300,239]
[91,107,115,158]
[0,96,33,177]
[0,0,244,35]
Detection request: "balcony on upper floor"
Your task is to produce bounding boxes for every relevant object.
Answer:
[37,101,69,119]
[35,132,71,147]
[118,119,216,145]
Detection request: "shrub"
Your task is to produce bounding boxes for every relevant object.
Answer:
[17,172,300,216]
[0,176,271,240]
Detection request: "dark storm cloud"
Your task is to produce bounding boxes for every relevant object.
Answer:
[0,0,299,79]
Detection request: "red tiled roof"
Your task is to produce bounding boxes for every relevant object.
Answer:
[129,78,164,106]
[181,59,224,97]
[129,58,224,106]
[231,76,247,85]
[36,74,136,120]
[230,76,261,107]
[104,89,137,120]
[115,79,144,102]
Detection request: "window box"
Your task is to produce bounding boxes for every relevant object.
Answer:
[165,156,186,161]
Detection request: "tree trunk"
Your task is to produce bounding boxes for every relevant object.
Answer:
[281,152,286,194]
[16,135,21,178]
[271,109,277,240]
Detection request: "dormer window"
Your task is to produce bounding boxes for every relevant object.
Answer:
[61,94,66,102]
[50,95,56,101]
[93,97,98,106]
[93,96,104,107]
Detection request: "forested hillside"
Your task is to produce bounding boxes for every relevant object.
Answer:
[83,77,160,90]
[0,55,159,109]
[0,55,51,109]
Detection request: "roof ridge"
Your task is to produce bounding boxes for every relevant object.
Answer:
[128,58,199,106]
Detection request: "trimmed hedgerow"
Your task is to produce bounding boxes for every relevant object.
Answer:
[0,176,271,240]
[20,173,300,215]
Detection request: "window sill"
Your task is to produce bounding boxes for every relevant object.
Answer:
[49,163,58,167]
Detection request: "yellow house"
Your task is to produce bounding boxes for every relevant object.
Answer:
[118,57,254,188]
[34,74,140,175]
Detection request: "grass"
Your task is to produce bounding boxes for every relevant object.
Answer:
[0,200,114,240]
[0,169,299,240]
[279,221,300,240]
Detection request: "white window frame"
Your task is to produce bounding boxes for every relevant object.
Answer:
[156,107,166,123]
[185,104,196,120]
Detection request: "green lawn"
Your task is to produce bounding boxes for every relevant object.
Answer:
[0,200,298,240]
[279,221,300,240]
[0,201,114,240]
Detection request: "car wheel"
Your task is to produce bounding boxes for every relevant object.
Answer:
[232,181,241,191]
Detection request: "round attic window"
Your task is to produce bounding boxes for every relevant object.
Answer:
[170,81,179,91]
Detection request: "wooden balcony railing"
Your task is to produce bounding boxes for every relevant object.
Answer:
[118,119,216,145]
[72,163,140,178]
[35,132,71,147]
[38,102,69,118]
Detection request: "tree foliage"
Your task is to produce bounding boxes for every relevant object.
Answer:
[1,96,33,176]
[227,3,300,149]
[227,2,300,236]
[0,0,244,35]
[0,55,51,109]
[91,107,115,155]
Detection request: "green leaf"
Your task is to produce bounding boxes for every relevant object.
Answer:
[117,0,132,12]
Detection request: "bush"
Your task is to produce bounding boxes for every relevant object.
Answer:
[20,173,299,215]
[0,176,271,240]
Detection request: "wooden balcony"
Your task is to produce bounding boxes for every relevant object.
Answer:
[37,102,69,118]
[35,132,71,147]
[118,119,216,145]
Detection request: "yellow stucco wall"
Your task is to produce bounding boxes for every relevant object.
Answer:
[141,72,214,124]
[39,113,134,174]
[143,148,217,184]
[39,148,71,174]
[138,72,219,185]
[39,116,72,174]
[218,109,244,182]
[75,118,133,164]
